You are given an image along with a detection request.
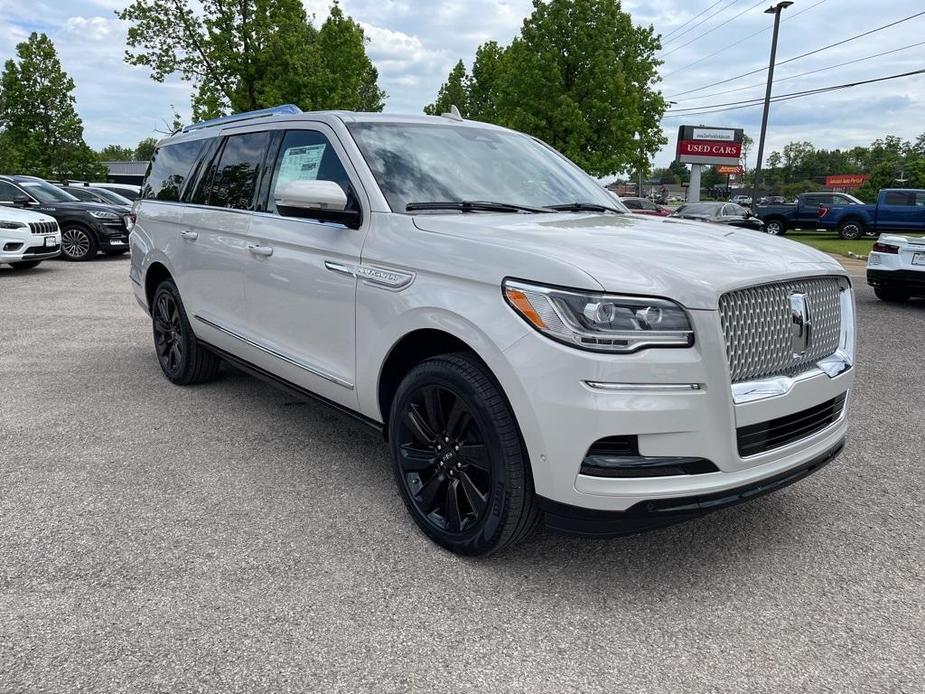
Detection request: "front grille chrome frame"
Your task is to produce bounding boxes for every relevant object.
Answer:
[727,278,854,404]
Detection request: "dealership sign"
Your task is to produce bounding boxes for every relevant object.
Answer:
[825,174,870,188]
[676,125,744,166]
[716,165,745,175]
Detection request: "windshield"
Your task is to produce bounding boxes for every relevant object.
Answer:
[92,188,132,205]
[21,180,79,203]
[347,122,625,213]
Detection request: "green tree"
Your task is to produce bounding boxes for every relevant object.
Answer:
[741,133,754,172]
[98,144,135,160]
[468,41,505,121]
[424,60,469,116]
[491,0,666,176]
[118,0,384,119]
[134,137,158,161]
[0,32,104,179]
[667,159,689,183]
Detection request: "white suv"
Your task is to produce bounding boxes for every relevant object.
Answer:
[129,106,855,555]
[0,206,60,269]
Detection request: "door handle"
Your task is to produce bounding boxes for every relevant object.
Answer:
[179,230,198,240]
[247,243,273,257]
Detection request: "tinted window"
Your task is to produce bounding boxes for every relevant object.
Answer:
[20,180,79,203]
[0,181,21,202]
[143,139,207,201]
[678,203,721,215]
[803,195,826,206]
[66,188,101,202]
[641,199,658,210]
[267,130,356,214]
[883,191,913,206]
[208,132,269,210]
[622,199,641,209]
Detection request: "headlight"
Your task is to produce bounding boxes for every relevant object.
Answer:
[0,221,26,229]
[503,279,694,353]
[88,210,120,220]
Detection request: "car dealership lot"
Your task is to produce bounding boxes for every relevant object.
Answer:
[1,258,922,692]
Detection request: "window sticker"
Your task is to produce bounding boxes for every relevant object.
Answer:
[277,144,326,187]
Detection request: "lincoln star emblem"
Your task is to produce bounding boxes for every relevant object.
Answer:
[789,292,812,356]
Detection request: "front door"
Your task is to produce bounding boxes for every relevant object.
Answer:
[243,126,369,408]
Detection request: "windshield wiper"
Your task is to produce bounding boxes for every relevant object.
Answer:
[405,200,550,214]
[545,202,625,214]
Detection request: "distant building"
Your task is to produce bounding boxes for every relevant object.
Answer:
[103,161,148,187]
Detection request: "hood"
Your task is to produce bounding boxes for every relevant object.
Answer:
[412,211,844,309]
[0,206,57,224]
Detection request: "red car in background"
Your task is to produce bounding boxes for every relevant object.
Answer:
[620,197,672,216]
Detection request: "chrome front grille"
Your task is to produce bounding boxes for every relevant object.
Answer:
[719,276,843,383]
[29,221,58,235]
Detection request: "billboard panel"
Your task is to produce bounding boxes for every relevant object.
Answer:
[825,174,869,188]
[676,125,744,166]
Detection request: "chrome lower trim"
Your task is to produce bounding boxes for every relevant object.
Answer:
[193,315,354,390]
[731,286,855,404]
[584,381,704,393]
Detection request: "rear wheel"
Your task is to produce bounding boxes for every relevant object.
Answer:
[874,287,910,303]
[151,279,221,384]
[389,353,539,555]
[9,260,42,269]
[765,219,787,236]
[60,225,98,261]
[838,220,865,240]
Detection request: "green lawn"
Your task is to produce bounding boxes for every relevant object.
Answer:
[783,230,876,258]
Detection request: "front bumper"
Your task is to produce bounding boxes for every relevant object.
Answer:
[94,220,130,250]
[1,232,61,263]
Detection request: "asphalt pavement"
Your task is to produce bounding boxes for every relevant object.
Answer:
[1,256,922,692]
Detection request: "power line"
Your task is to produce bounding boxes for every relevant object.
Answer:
[661,0,767,58]
[670,39,925,104]
[665,10,925,99]
[661,0,828,80]
[660,1,728,43]
[660,68,925,119]
[661,1,740,49]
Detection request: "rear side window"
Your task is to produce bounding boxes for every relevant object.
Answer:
[0,180,22,202]
[143,139,206,201]
[208,131,269,210]
[622,199,641,209]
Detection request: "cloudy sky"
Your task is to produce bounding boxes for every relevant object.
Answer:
[0,0,923,172]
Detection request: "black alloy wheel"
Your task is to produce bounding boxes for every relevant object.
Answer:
[60,226,97,261]
[396,383,491,535]
[151,279,221,385]
[389,353,539,555]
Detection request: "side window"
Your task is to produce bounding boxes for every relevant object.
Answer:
[641,200,658,211]
[883,191,912,206]
[915,192,925,207]
[142,139,207,201]
[803,195,824,207]
[267,129,356,214]
[622,199,640,209]
[208,131,269,210]
[0,181,21,203]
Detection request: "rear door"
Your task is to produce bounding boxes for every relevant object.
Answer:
[876,191,919,233]
[242,125,369,408]
[797,194,827,228]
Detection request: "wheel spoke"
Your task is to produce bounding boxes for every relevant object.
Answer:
[416,473,445,513]
[169,344,181,370]
[399,443,436,472]
[459,443,490,472]
[405,404,436,445]
[422,386,445,432]
[445,480,463,532]
[155,333,169,357]
[445,396,471,440]
[460,471,487,517]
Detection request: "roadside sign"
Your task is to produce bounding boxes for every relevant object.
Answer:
[825,174,869,188]
[676,125,744,166]
[717,165,745,175]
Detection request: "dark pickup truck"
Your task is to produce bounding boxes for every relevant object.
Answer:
[755,191,865,237]
[818,189,925,240]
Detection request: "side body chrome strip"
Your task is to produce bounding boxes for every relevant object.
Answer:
[324,260,414,289]
[193,315,354,390]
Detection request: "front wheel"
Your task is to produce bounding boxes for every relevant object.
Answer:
[9,260,42,269]
[389,353,539,555]
[151,279,221,384]
[874,287,910,303]
[60,226,98,261]
[765,219,787,235]
[838,220,865,240]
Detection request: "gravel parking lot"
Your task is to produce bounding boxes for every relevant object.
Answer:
[1,256,922,692]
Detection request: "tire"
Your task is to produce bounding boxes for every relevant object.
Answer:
[389,353,540,556]
[151,279,221,385]
[874,287,910,303]
[104,249,129,256]
[764,218,787,236]
[9,260,42,269]
[60,225,98,261]
[838,220,865,240]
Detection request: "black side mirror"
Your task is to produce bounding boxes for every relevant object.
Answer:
[12,194,33,207]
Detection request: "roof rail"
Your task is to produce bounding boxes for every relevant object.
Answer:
[181,104,302,133]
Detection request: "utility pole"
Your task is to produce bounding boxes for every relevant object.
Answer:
[750,2,793,208]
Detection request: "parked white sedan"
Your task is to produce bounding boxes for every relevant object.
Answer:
[867,233,925,302]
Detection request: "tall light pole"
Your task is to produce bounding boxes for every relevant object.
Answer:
[750,1,793,208]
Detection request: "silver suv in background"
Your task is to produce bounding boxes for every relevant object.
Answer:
[130,106,854,555]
